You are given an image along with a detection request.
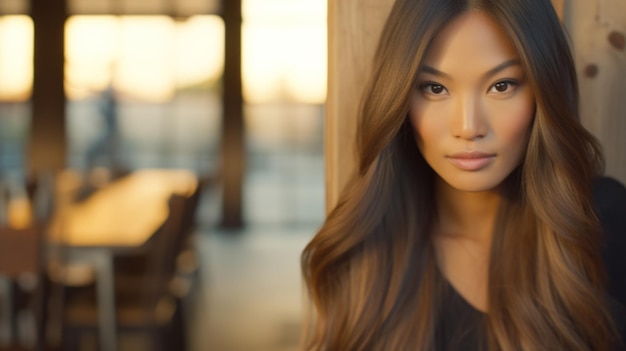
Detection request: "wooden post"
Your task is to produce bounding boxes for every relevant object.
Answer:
[28,0,67,175]
[566,0,626,184]
[220,0,245,227]
[326,0,394,211]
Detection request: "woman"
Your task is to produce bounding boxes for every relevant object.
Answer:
[301,0,626,350]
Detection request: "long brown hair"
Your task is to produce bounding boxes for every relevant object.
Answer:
[301,0,618,350]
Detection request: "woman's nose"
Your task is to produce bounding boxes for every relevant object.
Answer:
[452,95,488,140]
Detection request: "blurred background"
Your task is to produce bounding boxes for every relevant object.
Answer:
[0,0,625,351]
[0,0,324,350]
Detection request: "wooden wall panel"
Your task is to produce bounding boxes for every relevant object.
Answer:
[326,0,394,211]
[566,0,626,184]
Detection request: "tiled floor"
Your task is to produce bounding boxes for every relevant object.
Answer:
[189,225,316,351]
[177,143,323,351]
[186,159,323,351]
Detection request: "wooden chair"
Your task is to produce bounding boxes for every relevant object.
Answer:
[113,176,208,294]
[60,194,190,351]
[0,225,49,351]
[171,176,208,278]
[0,170,57,351]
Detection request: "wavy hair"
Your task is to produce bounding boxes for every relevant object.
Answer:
[301,0,619,350]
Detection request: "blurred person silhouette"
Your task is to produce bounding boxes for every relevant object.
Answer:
[83,81,128,191]
[300,0,626,350]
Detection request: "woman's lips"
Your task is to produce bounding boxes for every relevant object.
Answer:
[446,152,495,171]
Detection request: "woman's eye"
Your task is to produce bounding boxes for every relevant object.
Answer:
[488,80,518,93]
[419,83,448,95]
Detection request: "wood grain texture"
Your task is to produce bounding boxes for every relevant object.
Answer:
[326,0,394,211]
[566,0,626,184]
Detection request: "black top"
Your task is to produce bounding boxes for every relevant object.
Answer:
[434,177,626,350]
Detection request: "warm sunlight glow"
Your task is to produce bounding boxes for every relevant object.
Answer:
[0,16,33,101]
[114,16,176,102]
[283,26,326,104]
[243,0,326,22]
[65,16,120,98]
[0,4,326,104]
[65,15,224,102]
[174,16,224,88]
[242,0,327,104]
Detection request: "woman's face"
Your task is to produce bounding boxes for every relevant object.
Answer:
[408,11,535,192]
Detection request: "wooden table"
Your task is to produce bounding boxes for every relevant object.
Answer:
[47,169,197,351]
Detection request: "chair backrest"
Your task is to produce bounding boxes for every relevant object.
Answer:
[28,171,56,223]
[0,225,42,279]
[143,194,189,309]
[0,224,49,350]
[0,172,57,280]
[173,177,207,257]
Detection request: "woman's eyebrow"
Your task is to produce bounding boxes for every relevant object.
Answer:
[419,65,452,79]
[482,59,521,79]
[419,59,521,80]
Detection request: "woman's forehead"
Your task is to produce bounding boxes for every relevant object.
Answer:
[420,11,521,79]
